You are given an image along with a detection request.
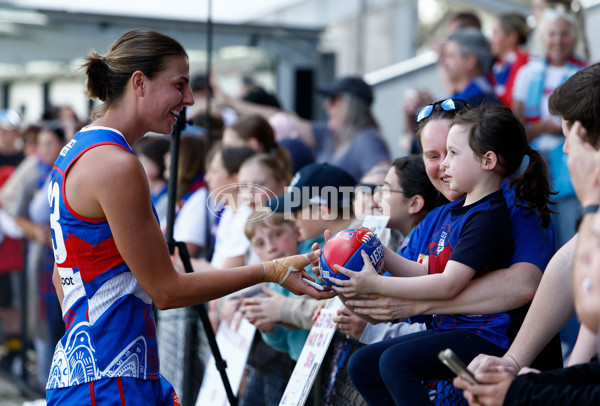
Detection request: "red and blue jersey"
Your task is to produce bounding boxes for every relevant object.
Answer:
[399,185,556,349]
[492,48,529,108]
[46,127,159,390]
[426,190,515,349]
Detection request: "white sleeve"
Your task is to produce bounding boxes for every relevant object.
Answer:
[512,63,532,104]
[219,206,252,258]
[173,187,208,247]
[210,205,252,268]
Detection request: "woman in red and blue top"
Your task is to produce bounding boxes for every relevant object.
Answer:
[46,28,332,406]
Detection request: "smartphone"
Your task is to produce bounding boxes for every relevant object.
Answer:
[302,277,325,291]
[438,348,479,385]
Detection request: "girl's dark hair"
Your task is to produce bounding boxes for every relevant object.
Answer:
[230,114,292,175]
[221,146,257,175]
[393,155,446,214]
[452,104,554,228]
[82,28,187,119]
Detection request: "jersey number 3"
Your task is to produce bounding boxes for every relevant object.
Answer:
[48,180,67,263]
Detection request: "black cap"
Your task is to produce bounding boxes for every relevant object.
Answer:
[318,76,374,106]
[266,163,357,213]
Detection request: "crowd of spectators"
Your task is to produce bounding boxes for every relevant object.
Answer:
[1,1,599,405]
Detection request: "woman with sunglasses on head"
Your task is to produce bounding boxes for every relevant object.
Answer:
[334,103,554,406]
[344,99,555,335]
[450,62,600,406]
[311,98,554,403]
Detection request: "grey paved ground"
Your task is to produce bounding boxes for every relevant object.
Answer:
[0,374,43,406]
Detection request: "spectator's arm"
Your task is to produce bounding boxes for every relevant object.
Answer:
[280,296,320,331]
[213,82,316,147]
[420,261,542,315]
[14,216,50,245]
[219,92,281,118]
[502,236,577,368]
[347,262,541,320]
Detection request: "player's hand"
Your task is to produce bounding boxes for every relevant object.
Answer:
[279,261,336,300]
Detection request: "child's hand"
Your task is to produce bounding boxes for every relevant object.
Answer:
[333,307,367,340]
[328,251,381,297]
[311,301,328,322]
[241,286,286,325]
[253,321,277,333]
[219,298,241,328]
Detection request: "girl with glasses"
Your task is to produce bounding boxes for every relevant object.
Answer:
[353,165,388,222]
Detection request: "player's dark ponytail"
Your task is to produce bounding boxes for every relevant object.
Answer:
[82,29,187,119]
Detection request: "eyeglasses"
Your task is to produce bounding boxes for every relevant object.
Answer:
[374,185,408,197]
[416,98,470,124]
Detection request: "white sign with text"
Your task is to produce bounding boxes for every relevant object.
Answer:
[279,298,344,406]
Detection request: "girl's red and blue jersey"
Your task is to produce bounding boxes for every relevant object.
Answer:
[46,127,159,390]
[399,185,556,349]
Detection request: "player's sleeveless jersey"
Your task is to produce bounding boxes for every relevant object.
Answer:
[46,126,159,390]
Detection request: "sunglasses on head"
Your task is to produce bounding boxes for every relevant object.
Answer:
[416,98,470,124]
